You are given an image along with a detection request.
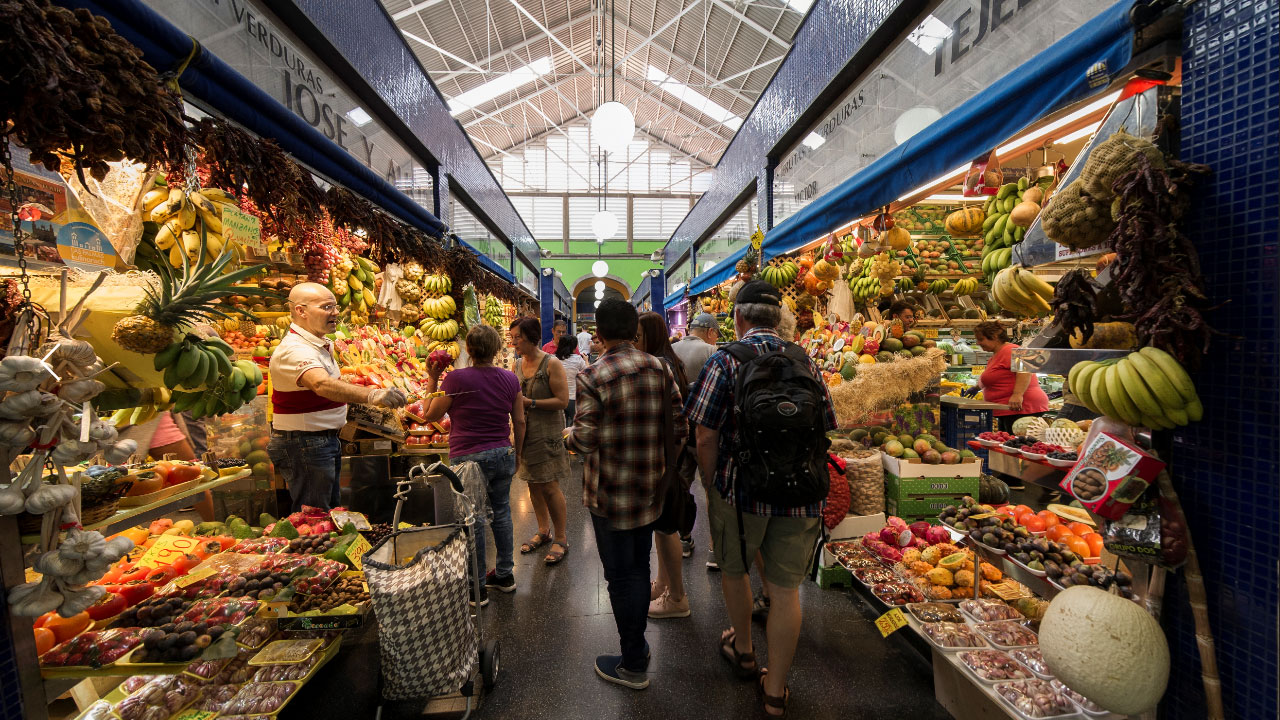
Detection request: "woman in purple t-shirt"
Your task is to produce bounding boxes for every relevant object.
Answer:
[422,325,525,596]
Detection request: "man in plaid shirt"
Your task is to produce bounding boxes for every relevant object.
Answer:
[686,280,836,716]
[566,299,686,690]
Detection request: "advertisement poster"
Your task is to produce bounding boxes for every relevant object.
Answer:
[0,167,69,265]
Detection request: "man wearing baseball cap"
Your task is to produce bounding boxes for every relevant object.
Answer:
[673,313,719,392]
[684,279,836,716]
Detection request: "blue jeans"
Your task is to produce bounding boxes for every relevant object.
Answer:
[452,446,517,581]
[267,430,341,512]
[591,514,654,671]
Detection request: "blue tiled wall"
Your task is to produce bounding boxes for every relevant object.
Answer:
[0,607,18,720]
[1163,0,1279,717]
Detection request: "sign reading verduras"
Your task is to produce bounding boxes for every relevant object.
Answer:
[773,0,1114,225]
[142,0,434,206]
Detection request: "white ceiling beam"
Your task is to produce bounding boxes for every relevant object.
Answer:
[617,0,705,66]
[505,0,594,74]
[707,0,791,47]
[401,29,485,73]
[619,77,731,140]
[391,0,450,21]
[436,15,589,83]
[461,70,590,127]
[709,55,782,87]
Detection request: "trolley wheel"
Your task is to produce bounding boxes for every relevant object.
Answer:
[480,638,500,689]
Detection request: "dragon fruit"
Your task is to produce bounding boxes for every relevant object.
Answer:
[909,521,931,539]
[909,536,929,549]
[885,516,908,533]
[880,545,904,563]
[879,526,901,545]
[925,526,952,545]
[428,349,453,369]
[897,529,914,547]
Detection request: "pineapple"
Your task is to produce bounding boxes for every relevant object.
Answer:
[112,234,272,354]
[238,319,257,336]
[736,244,759,275]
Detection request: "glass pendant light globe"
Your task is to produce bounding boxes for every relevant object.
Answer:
[591,101,634,155]
[592,260,610,277]
[594,300,601,308]
[591,210,618,240]
[593,280,606,291]
[594,289,604,300]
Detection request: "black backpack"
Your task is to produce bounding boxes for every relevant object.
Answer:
[725,341,831,508]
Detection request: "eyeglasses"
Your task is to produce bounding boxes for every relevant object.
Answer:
[298,303,338,312]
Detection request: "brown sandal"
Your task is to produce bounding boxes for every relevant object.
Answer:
[758,671,790,718]
[718,628,759,679]
[544,541,568,565]
[521,532,551,554]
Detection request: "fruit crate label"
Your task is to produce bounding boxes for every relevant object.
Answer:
[922,328,938,338]
[135,535,204,570]
[345,533,372,570]
[331,510,371,531]
[221,204,263,251]
[278,614,364,632]
[875,608,908,637]
[259,601,290,618]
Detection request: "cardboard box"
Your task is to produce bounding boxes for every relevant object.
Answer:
[340,419,406,442]
[885,473,980,499]
[1061,432,1165,520]
[886,495,969,518]
[881,453,983,479]
[341,438,396,456]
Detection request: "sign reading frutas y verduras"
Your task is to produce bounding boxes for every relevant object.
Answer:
[220,204,263,251]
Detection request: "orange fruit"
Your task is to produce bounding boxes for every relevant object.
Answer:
[1068,521,1093,536]
[1083,532,1105,557]
[1047,525,1074,542]
[1036,510,1060,528]
[1015,511,1038,527]
[1014,505,1034,517]
[34,627,55,656]
[1022,516,1047,533]
[1065,535,1092,557]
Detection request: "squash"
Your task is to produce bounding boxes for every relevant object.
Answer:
[811,258,840,281]
[1039,586,1169,715]
[1009,201,1042,227]
[884,226,911,250]
[945,206,986,236]
[978,475,1009,505]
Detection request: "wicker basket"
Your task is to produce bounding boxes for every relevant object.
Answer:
[81,500,121,526]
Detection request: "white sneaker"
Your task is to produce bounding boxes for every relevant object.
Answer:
[648,591,691,619]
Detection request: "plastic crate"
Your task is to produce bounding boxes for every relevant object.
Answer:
[815,564,853,590]
[941,403,994,448]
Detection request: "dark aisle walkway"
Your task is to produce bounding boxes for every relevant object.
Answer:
[466,459,953,720]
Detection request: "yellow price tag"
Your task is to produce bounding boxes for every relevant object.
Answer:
[397,522,413,530]
[875,608,909,638]
[135,535,204,570]
[750,225,764,251]
[922,328,939,338]
[971,365,986,374]
[173,566,216,588]
[345,533,372,570]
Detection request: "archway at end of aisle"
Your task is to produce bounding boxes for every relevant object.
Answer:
[569,275,631,326]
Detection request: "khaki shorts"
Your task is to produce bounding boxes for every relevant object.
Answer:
[708,489,822,589]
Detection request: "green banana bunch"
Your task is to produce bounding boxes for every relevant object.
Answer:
[173,358,265,419]
[1068,347,1201,428]
[154,333,237,391]
[760,261,799,289]
[990,265,1053,316]
[849,276,880,301]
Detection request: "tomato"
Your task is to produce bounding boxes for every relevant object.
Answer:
[1022,516,1047,533]
[1068,521,1093,537]
[1013,504,1034,517]
[995,505,1018,518]
[167,464,203,486]
[33,627,55,656]
[1036,510,1060,529]
[1046,525,1074,543]
[1015,511,1038,527]
[1065,535,1092,557]
[110,580,155,606]
[1083,532,1105,557]
[144,566,180,586]
[85,592,127,621]
[44,612,90,644]
[168,553,201,576]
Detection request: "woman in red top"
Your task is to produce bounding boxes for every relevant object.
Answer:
[974,322,1050,432]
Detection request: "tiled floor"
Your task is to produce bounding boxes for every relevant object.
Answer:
[328,458,953,720]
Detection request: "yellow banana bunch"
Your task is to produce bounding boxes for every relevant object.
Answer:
[422,295,456,319]
[1068,347,1201,428]
[991,265,1053,316]
[421,274,452,296]
[146,187,240,269]
[953,277,981,295]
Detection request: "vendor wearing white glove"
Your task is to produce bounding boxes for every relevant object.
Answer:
[268,283,408,511]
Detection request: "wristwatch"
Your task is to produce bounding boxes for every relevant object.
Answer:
[531,398,538,409]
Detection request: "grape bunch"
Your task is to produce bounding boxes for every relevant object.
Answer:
[870,253,902,296]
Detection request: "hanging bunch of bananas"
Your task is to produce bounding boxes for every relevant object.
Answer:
[331,254,379,325]
[152,333,237,391]
[927,279,950,295]
[139,333,265,419]
[953,277,982,296]
[849,276,881,301]
[1069,348,1201,429]
[421,294,457,320]
[760,261,799,289]
[482,295,506,327]
[981,247,1013,280]
[420,317,461,341]
[110,387,174,428]
[895,277,914,293]
[421,273,452,296]
[991,265,1054,316]
[169,358,264,419]
[137,184,243,269]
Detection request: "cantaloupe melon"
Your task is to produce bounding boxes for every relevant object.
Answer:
[1039,586,1169,715]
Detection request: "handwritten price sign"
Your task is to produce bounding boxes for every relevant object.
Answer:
[135,535,203,570]
[345,534,372,570]
[875,608,909,638]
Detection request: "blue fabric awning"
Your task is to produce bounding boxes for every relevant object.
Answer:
[760,0,1136,259]
[687,246,748,296]
[662,290,688,312]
